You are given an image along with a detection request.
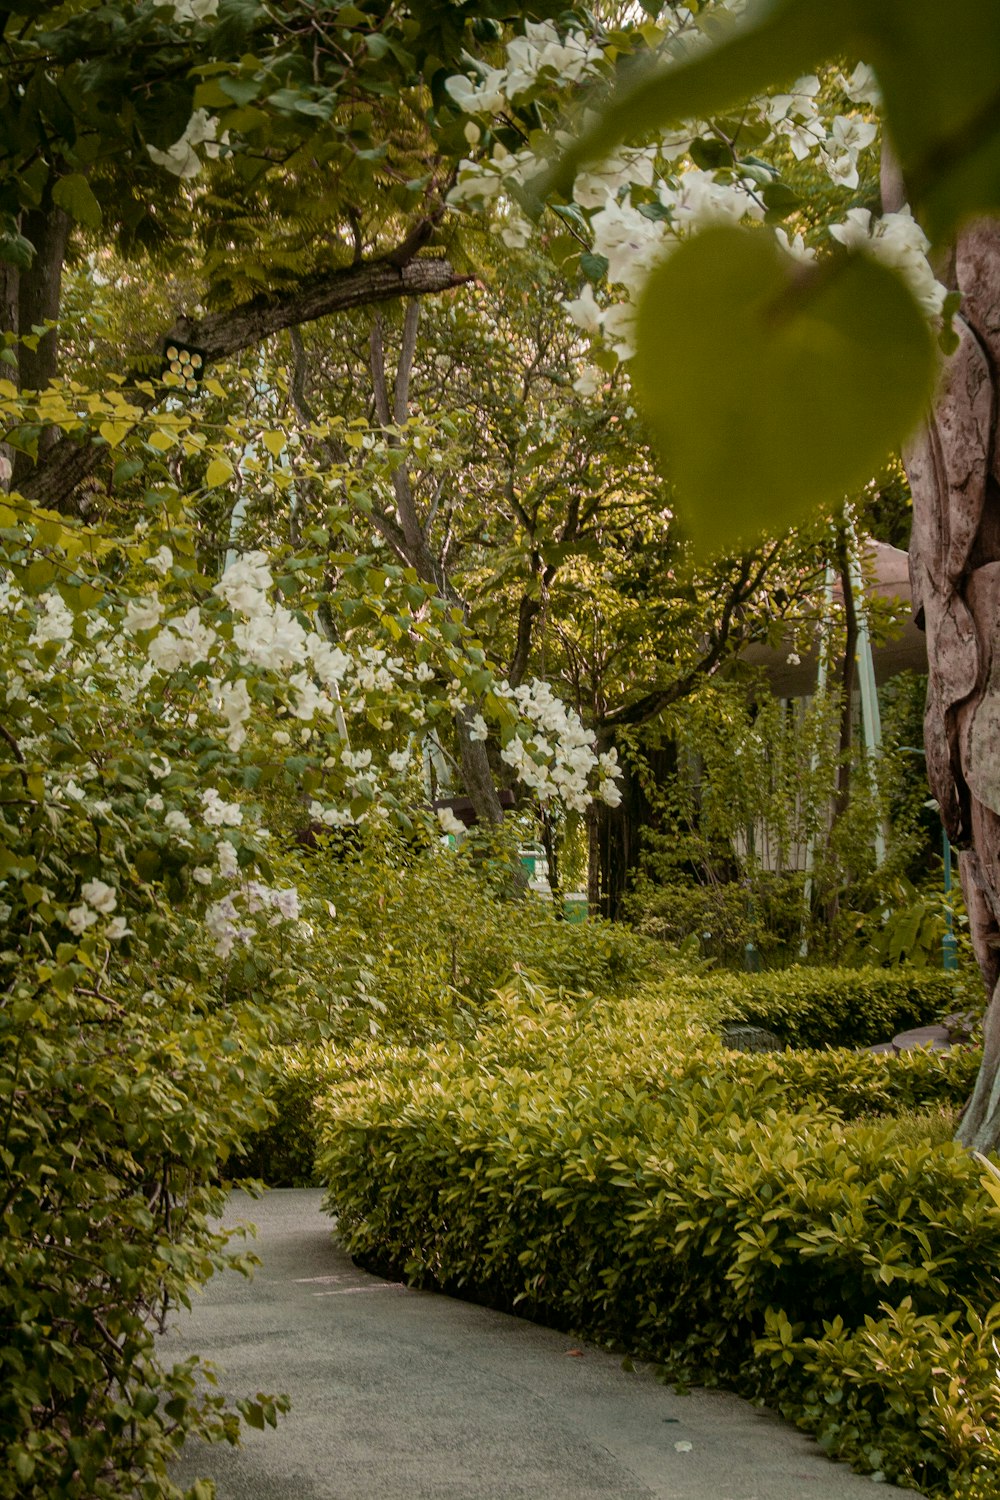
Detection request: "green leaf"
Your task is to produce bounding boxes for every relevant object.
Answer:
[632,226,937,556]
[535,0,847,202]
[852,0,1000,239]
[205,457,235,488]
[579,252,609,284]
[52,174,102,231]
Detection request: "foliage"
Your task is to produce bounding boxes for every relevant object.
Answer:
[0,910,286,1496]
[315,979,1000,1496]
[690,964,969,1049]
[513,0,999,546]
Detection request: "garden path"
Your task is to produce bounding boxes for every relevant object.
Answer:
[165,1189,908,1500]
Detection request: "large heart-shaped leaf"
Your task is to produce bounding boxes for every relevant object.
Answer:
[631,225,937,555]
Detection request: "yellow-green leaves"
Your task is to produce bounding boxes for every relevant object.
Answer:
[205,457,235,487]
[51,174,102,231]
[632,227,937,554]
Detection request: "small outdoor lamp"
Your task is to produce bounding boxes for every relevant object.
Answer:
[161,340,207,393]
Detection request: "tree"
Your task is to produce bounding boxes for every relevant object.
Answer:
[445,0,1000,1144]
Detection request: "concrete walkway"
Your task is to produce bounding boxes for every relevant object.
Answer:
[165,1189,907,1500]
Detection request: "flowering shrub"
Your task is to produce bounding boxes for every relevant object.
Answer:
[0,376,623,1490]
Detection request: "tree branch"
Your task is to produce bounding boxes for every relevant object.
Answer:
[22,252,471,512]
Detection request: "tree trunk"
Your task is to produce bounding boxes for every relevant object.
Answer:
[902,218,1000,1152]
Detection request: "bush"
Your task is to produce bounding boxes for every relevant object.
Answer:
[314,983,999,1496]
[687,964,969,1048]
[0,975,283,1498]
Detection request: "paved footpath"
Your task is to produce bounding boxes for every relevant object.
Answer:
[164,1189,907,1500]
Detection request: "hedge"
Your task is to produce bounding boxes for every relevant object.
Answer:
[317,1055,1000,1497]
[249,971,981,1187]
[684,964,972,1048]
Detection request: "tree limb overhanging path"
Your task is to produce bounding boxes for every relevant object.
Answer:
[164,1189,909,1500]
[21,248,470,513]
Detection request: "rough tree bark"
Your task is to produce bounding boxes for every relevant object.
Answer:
[903,217,1000,1152]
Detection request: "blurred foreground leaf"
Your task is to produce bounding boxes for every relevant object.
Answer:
[632,226,937,555]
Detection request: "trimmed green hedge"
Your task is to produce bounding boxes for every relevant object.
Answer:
[317,1056,1000,1496]
[250,972,981,1187]
[688,965,970,1048]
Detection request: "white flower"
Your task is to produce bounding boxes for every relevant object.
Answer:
[273,729,291,746]
[202,788,242,827]
[598,779,622,807]
[66,904,97,935]
[830,114,878,157]
[437,807,466,837]
[192,866,213,884]
[232,602,309,673]
[80,878,117,914]
[786,652,801,666]
[146,793,165,813]
[444,66,508,115]
[124,591,162,634]
[562,283,603,335]
[30,592,74,648]
[573,366,604,397]
[205,895,240,959]
[213,551,272,614]
[289,669,330,722]
[146,546,173,576]
[468,714,489,743]
[147,109,226,180]
[105,916,132,940]
[150,756,171,780]
[216,839,239,878]
[387,750,410,772]
[269,886,300,923]
[841,62,881,108]
[147,606,217,674]
[824,151,859,191]
[218,677,252,750]
[774,228,815,263]
[171,0,218,24]
[164,809,192,837]
[341,748,372,771]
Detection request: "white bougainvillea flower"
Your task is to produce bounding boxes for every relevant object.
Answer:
[437,807,466,837]
[67,904,98,935]
[80,878,117,914]
[124,591,161,634]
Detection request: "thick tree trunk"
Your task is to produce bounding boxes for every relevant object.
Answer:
[903,219,1000,1152]
[17,205,70,393]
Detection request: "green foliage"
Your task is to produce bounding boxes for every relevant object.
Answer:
[692,964,968,1048]
[255,828,656,1046]
[0,937,284,1496]
[315,980,999,1495]
[633,226,937,554]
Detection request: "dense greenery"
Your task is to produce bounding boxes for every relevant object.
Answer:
[309,977,996,1497]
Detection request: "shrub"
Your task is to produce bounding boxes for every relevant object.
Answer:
[315,983,999,1496]
[0,974,284,1498]
[688,964,970,1048]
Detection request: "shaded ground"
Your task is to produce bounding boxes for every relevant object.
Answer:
[164,1189,909,1500]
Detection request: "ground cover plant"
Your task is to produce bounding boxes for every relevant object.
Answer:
[308,974,997,1498]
